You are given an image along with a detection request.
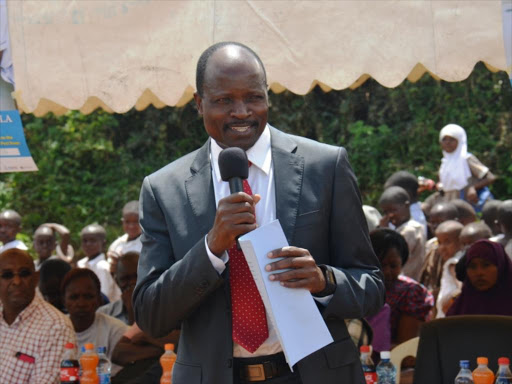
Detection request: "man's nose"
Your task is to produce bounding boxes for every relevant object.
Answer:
[230,100,251,118]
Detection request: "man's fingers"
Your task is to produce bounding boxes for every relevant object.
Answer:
[267,246,309,259]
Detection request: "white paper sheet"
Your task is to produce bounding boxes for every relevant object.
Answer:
[239,220,334,369]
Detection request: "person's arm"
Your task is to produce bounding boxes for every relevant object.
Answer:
[266,146,385,319]
[45,223,73,262]
[111,336,163,366]
[133,174,235,338]
[395,314,423,345]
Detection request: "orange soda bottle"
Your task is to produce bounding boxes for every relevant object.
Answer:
[80,343,99,384]
[473,357,495,384]
[160,343,177,384]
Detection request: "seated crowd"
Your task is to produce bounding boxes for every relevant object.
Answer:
[0,125,511,383]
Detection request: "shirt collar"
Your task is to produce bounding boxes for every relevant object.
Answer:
[211,124,272,183]
[87,253,106,266]
[0,293,41,327]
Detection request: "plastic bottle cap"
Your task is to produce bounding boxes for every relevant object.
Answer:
[97,346,106,354]
[360,345,370,353]
[164,344,174,351]
[498,357,510,365]
[65,343,75,349]
[85,343,95,350]
[477,357,488,365]
[460,360,470,368]
[380,351,391,359]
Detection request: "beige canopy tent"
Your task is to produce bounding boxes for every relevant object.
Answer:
[6,0,508,116]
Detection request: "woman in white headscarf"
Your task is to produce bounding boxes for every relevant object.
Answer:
[438,124,495,212]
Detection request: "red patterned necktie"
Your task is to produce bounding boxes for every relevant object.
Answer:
[228,178,269,353]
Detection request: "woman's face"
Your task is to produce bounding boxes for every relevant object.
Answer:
[381,247,402,288]
[466,257,499,291]
[441,135,458,153]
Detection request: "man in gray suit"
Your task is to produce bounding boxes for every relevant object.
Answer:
[133,42,385,384]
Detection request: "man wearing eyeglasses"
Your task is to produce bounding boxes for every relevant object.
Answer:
[0,248,76,384]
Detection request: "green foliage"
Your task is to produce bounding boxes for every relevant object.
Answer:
[1,63,511,250]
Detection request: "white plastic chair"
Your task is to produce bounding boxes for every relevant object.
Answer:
[390,337,419,383]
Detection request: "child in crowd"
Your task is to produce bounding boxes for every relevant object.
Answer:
[384,170,428,237]
[33,223,74,270]
[38,258,72,313]
[370,228,433,346]
[62,268,128,376]
[107,201,142,274]
[446,240,512,316]
[440,221,493,317]
[438,124,495,212]
[451,199,477,226]
[420,202,459,290]
[482,199,503,237]
[379,186,426,281]
[77,224,121,302]
[433,220,463,318]
[459,222,492,249]
[0,209,27,253]
[497,199,512,259]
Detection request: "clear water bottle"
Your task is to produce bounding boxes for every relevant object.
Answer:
[455,360,474,384]
[97,346,112,384]
[495,357,512,384]
[376,351,396,384]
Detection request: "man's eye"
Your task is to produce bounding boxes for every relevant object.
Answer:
[215,98,231,104]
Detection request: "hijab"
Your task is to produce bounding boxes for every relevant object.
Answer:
[446,239,512,316]
[439,124,472,191]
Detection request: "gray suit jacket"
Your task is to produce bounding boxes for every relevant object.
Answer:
[133,127,385,384]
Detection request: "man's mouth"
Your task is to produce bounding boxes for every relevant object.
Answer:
[227,122,256,133]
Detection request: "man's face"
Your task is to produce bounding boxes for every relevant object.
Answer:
[81,234,105,258]
[34,234,56,259]
[64,276,100,326]
[0,253,38,315]
[115,258,138,307]
[122,213,141,240]
[0,219,20,244]
[428,211,451,233]
[436,231,462,262]
[39,276,65,312]
[194,47,268,151]
[380,202,410,227]
[466,257,498,292]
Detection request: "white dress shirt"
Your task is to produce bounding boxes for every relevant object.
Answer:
[205,125,331,358]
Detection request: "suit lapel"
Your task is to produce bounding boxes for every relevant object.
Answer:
[270,127,304,244]
[185,139,217,237]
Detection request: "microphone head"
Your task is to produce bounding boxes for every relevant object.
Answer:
[218,147,249,181]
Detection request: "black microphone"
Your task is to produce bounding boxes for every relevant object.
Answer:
[218,147,249,194]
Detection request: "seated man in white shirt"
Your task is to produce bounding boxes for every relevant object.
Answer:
[0,248,76,384]
[77,224,121,303]
[0,209,28,254]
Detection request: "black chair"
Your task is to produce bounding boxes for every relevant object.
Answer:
[414,315,512,384]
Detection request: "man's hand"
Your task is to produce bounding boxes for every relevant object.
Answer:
[265,247,326,294]
[379,214,391,228]
[466,186,478,204]
[207,193,261,256]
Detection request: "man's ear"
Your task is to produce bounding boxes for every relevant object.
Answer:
[193,92,203,115]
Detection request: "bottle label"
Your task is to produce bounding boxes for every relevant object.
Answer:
[60,367,79,381]
[364,372,378,383]
[99,372,111,384]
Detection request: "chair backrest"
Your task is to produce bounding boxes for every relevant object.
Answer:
[414,315,512,384]
[390,337,419,382]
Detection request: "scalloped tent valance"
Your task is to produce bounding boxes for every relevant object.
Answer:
[7,0,508,116]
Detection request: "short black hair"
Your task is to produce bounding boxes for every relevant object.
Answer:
[451,199,476,223]
[379,186,410,206]
[122,200,139,216]
[370,228,409,266]
[384,171,419,201]
[39,259,71,283]
[61,268,101,296]
[195,41,267,97]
